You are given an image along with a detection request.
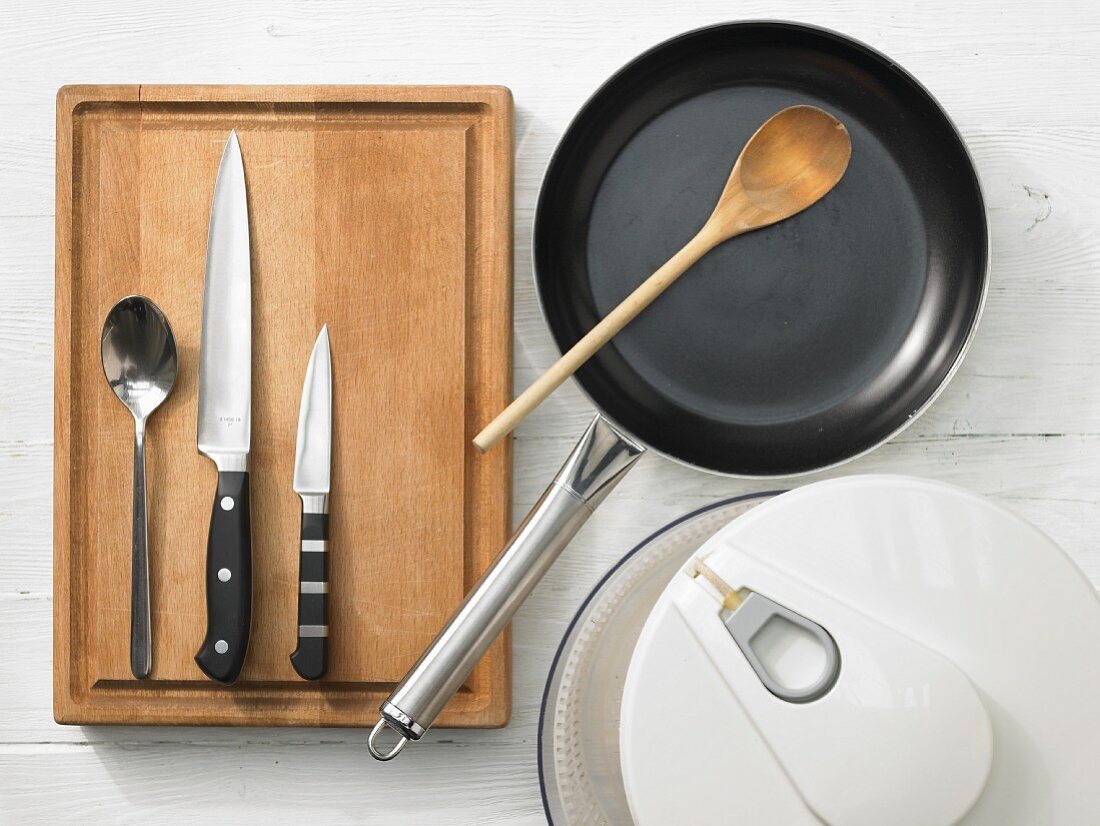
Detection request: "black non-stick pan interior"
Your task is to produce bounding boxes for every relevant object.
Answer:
[535,22,987,476]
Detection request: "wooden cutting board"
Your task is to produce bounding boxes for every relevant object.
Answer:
[53,85,513,726]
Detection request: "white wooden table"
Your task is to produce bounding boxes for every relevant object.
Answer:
[2,1,1098,822]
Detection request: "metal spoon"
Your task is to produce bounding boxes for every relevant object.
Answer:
[101,296,178,679]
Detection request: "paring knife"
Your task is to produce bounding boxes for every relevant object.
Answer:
[195,131,253,685]
[290,325,333,680]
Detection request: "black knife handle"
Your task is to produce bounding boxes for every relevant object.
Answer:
[195,470,252,685]
[290,510,328,680]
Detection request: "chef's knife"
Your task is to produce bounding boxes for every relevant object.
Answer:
[290,325,332,680]
[195,130,253,685]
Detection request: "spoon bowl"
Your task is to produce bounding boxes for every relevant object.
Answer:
[102,296,178,421]
[711,104,852,240]
[101,295,178,679]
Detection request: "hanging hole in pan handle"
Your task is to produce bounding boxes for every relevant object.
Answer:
[368,719,409,761]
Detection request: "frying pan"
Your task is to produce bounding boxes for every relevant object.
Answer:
[370,21,989,759]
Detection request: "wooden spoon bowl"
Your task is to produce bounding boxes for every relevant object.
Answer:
[709,104,852,241]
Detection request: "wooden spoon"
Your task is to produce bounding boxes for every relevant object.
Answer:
[474,104,852,452]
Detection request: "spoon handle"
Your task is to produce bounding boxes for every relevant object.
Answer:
[131,417,152,680]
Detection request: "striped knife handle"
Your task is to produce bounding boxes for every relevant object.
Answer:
[290,508,328,680]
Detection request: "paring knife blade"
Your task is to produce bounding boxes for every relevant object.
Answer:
[290,325,332,680]
[194,130,253,686]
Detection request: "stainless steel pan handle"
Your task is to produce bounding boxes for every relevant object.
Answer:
[368,414,645,760]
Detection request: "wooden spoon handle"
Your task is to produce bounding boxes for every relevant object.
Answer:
[474,227,720,452]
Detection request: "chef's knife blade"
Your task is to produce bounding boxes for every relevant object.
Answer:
[290,325,332,680]
[195,130,253,685]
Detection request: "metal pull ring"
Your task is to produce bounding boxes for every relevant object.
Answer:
[368,719,409,761]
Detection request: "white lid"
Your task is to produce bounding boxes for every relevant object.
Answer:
[620,475,1098,824]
